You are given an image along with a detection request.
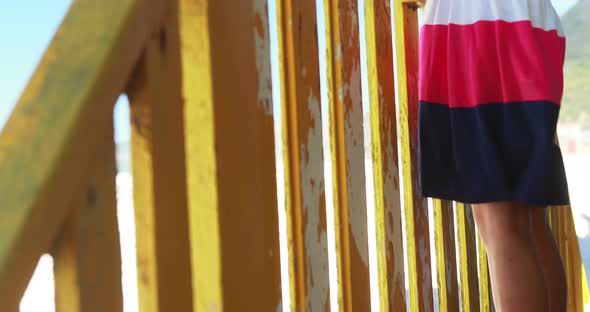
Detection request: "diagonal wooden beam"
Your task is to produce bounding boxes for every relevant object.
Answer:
[0,0,166,306]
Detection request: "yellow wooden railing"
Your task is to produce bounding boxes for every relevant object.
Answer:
[0,0,587,311]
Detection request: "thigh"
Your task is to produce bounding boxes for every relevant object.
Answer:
[472,201,533,237]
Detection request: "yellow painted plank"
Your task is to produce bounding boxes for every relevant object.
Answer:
[276,0,330,311]
[52,120,122,312]
[549,139,586,311]
[180,1,282,311]
[433,199,459,312]
[455,203,480,312]
[551,205,586,312]
[323,0,371,310]
[567,208,584,312]
[126,3,193,311]
[363,0,407,310]
[582,266,589,309]
[393,1,434,311]
[567,210,585,312]
[549,206,572,311]
[478,235,491,312]
[0,0,165,304]
[561,208,577,312]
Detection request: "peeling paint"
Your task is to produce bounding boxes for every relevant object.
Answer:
[381,105,406,299]
[276,301,283,312]
[253,0,273,116]
[301,91,330,311]
[343,61,369,266]
[346,8,359,49]
[335,44,343,60]
[336,87,344,103]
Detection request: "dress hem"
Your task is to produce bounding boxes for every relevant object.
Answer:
[421,190,570,209]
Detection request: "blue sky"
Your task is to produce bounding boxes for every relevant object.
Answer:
[0,2,71,127]
[0,1,133,141]
[0,0,580,140]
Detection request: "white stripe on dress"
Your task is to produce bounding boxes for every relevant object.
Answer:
[422,0,565,37]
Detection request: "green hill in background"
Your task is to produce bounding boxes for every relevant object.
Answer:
[562,0,590,59]
[560,0,590,126]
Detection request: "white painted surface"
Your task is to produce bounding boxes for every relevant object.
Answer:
[423,0,565,36]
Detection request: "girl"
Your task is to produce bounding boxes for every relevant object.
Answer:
[418,1,569,311]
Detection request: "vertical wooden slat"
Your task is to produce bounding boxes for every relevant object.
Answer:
[478,235,491,312]
[583,267,589,307]
[549,207,571,311]
[323,0,372,310]
[52,119,123,312]
[550,139,586,311]
[393,1,434,311]
[456,203,480,312]
[433,199,459,312]
[559,207,576,312]
[567,208,584,312]
[126,2,193,311]
[363,0,407,310]
[565,213,578,312]
[550,205,585,312]
[180,1,282,311]
[276,0,330,310]
[567,209,585,312]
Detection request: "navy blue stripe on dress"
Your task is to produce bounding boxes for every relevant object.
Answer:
[418,100,570,207]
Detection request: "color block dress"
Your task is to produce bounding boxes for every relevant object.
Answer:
[418,0,570,207]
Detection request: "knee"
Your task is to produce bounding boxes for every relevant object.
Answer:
[472,202,533,247]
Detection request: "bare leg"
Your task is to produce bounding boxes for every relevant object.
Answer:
[472,201,548,312]
[532,208,567,312]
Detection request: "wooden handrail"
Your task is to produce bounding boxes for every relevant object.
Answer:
[0,0,165,309]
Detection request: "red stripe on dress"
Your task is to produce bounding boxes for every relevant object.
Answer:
[419,20,565,108]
